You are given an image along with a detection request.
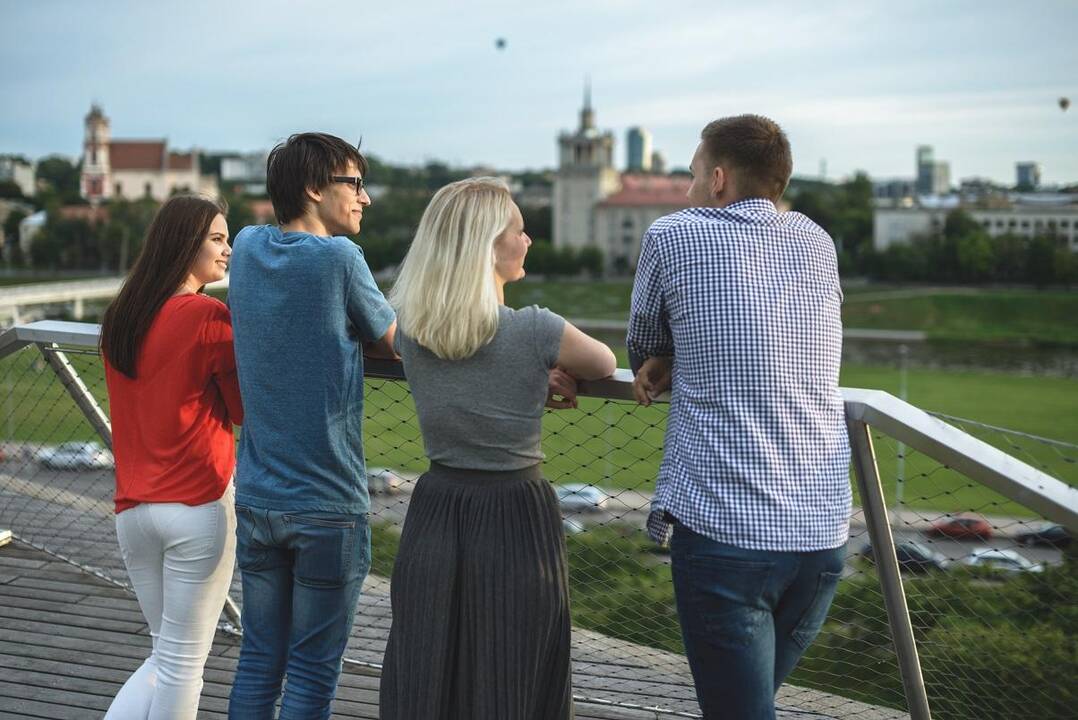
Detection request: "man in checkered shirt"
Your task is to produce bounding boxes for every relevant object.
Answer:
[627,115,851,720]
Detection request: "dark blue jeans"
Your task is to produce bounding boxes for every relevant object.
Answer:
[228,505,370,720]
[670,522,845,720]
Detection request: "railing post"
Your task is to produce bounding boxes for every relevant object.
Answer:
[846,418,932,720]
[38,343,113,449]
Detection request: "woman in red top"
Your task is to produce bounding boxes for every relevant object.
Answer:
[100,195,243,720]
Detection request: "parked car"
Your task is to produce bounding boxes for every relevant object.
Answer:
[860,540,950,573]
[562,517,586,535]
[35,441,113,471]
[923,515,993,541]
[367,467,405,495]
[1014,523,1073,549]
[555,483,610,514]
[961,548,1043,574]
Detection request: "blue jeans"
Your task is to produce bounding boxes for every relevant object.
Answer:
[228,505,370,720]
[670,522,845,720]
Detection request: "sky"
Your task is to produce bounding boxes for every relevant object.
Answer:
[1,0,1076,185]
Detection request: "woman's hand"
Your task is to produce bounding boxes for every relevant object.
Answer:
[546,367,578,410]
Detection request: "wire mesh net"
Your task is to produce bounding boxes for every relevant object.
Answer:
[1,341,1075,719]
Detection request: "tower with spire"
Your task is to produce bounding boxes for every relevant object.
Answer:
[553,79,619,250]
[81,104,111,203]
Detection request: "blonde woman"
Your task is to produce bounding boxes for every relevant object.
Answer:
[380,178,615,719]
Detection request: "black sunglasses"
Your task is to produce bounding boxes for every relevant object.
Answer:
[330,175,367,194]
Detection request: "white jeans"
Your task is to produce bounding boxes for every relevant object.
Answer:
[105,484,236,720]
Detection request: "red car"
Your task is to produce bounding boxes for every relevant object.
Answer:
[924,515,993,540]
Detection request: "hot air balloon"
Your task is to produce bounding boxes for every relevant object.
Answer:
[495,37,507,51]
[1060,97,1070,112]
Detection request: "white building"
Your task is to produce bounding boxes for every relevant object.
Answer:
[0,157,36,197]
[874,197,1078,251]
[80,105,218,203]
[553,88,688,272]
[220,152,268,195]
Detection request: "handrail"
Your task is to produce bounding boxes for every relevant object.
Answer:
[5,320,1076,533]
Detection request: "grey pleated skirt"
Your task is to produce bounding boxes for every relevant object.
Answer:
[379,462,574,720]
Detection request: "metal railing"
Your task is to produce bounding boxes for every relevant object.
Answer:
[1,320,1076,719]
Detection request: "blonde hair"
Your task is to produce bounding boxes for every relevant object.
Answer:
[389,177,513,360]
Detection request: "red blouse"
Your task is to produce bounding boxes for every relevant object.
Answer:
[105,293,243,513]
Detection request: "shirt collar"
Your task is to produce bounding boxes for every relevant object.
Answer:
[723,197,778,214]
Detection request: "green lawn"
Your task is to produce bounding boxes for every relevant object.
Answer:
[505,281,1078,346]
[841,290,1078,345]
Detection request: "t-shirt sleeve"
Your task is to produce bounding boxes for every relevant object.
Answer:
[530,305,565,370]
[201,301,244,425]
[345,245,396,343]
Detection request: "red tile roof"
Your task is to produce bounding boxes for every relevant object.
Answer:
[168,152,194,171]
[598,174,692,208]
[109,141,166,171]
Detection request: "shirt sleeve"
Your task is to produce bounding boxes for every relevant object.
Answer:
[201,301,244,425]
[531,306,566,370]
[345,245,396,343]
[627,229,673,373]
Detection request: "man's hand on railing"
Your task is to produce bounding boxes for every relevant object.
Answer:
[546,367,578,410]
[633,356,672,406]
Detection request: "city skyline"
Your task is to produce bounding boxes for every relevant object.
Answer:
[1,0,1076,185]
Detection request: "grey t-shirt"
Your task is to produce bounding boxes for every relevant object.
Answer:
[398,304,565,471]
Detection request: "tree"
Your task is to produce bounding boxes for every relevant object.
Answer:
[577,247,604,278]
[520,204,552,244]
[3,209,28,266]
[1026,236,1059,287]
[35,155,82,204]
[0,180,24,200]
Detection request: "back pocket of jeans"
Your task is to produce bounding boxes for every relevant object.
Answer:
[685,555,773,650]
[791,570,842,650]
[288,514,358,587]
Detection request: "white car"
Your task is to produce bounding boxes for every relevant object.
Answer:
[555,483,610,514]
[961,548,1043,574]
[36,441,113,471]
[367,467,405,495]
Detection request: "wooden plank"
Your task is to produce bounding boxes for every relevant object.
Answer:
[0,616,152,650]
[0,679,111,712]
[3,592,145,624]
[0,696,99,720]
[0,602,145,634]
[0,554,48,569]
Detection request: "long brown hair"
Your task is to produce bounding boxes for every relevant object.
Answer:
[101,195,227,378]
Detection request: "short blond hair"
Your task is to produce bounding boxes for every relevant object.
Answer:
[389,177,513,360]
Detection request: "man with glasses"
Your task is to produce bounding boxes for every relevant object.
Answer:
[226,132,396,720]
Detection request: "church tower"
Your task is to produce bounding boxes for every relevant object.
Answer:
[81,104,111,203]
[553,81,620,250]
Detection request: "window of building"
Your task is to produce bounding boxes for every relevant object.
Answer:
[144,182,153,198]
[1061,220,1070,228]
[114,183,122,196]
[995,220,1004,228]
[1008,219,1016,227]
[1021,220,1029,228]
[981,220,990,228]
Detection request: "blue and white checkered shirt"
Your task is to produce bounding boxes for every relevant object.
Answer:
[628,198,851,552]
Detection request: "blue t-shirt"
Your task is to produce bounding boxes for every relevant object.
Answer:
[228,225,395,514]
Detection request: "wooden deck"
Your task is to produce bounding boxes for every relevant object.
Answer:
[0,539,907,719]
